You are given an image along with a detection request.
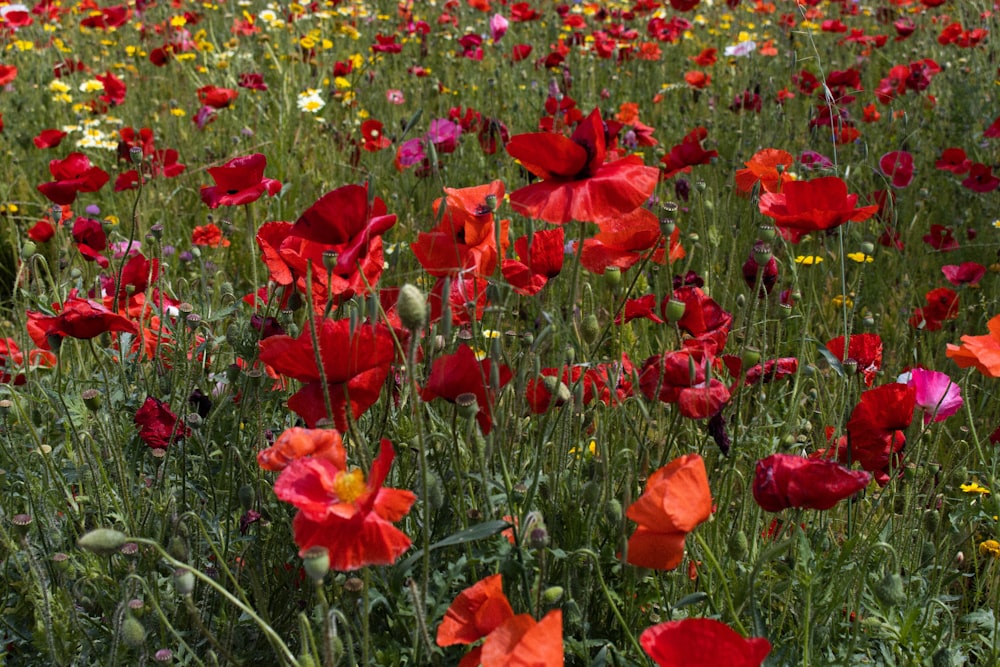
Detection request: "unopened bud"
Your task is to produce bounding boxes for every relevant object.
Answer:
[173,568,196,596]
[860,241,875,256]
[581,314,600,345]
[20,241,37,260]
[397,283,427,331]
[542,586,564,604]
[78,528,129,556]
[122,613,146,646]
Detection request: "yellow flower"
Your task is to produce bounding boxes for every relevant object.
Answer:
[79,79,105,93]
[170,15,187,27]
[979,540,1000,559]
[48,80,70,93]
[847,252,874,263]
[795,255,823,265]
[961,482,990,495]
[831,294,853,308]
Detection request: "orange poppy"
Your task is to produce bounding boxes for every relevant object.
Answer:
[734,148,794,194]
[626,454,712,570]
[436,574,514,647]
[946,314,1000,378]
[480,610,563,667]
[683,70,710,89]
[257,427,347,472]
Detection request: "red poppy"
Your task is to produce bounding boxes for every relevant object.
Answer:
[258,319,395,429]
[360,119,391,152]
[616,294,664,325]
[734,148,794,194]
[878,150,914,188]
[660,127,718,179]
[758,176,878,243]
[411,181,508,278]
[909,287,959,331]
[962,163,1000,193]
[501,227,565,296]
[237,72,267,90]
[526,355,634,414]
[922,224,959,251]
[72,216,109,268]
[840,383,915,485]
[683,70,710,89]
[753,453,870,512]
[480,610,563,667]
[197,85,238,108]
[274,440,416,569]
[134,396,191,449]
[506,108,658,224]
[0,64,17,86]
[0,338,56,385]
[661,286,733,355]
[191,223,229,248]
[942,262,987,287]
[436,574,515,648]
[689,48,717,66]
[721,356,798,387]
[639,348,730,420]
[641,618,771,667]
[741,241,779,297]
[935,148,971,174]
[102,253,159,309]
[200,153,282,208]
[626,454,712,570]
[428,274,491,325]
[946,314,1000,378]
[33,129,67,150]
[117,127,155,161]
[34,297,137,340]
[258,427,347,472]
[579,207,685,274]
[96,71,126,106]
[37,152,110,206]
[421,344,512,434]
[80,4,131,29]
[825,333,882,386]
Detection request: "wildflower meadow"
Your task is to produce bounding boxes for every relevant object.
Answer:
[3,0,1000,664]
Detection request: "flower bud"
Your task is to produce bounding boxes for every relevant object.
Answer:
[728,529,749,560]
[302,546,330,583]
[173,568,196,596]
[758,224,776,241]
[859,241,875,256]
[874,571,906,607]
[603,266,621,290]
[397,283,427,331]
[542,586,564,605]
[580,313,600,345]
[540,376,571,406]
[664,298,686,322]
[78,528,129,556]
[122,613,146,647]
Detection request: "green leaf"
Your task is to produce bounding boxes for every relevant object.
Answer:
[395,520,510,576]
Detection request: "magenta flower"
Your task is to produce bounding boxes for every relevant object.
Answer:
[490,13,509,42]
[898,367,963,424]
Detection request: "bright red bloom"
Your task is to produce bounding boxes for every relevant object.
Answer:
[922,224,959,251]
[134,396,191,449]
[721,356,798,387]
[360,119,391,152]
[428,274,490,325]
[192,222,229,248]
[33,297,137,340]
[617,295,664,324]
[80,5,131,29]
[909,287,959,331]
[641,618,771,667]
[258,319,395,429]
[842,383,915,485]
[437,574,514,648]
[0,64,17,86]
[96,71,126,106]
[825,333,882,386]
[942,262,987,287]
[758,176,878,243]
[660,127,718,179]
[661,286,733,355]
[639,348,730,419]
[879,150,914,188]
[197,85,238,108]
[37,152,110,206]
[506,108,658,224]
[480,610,563,667]
[579,207,685,274]
[626,454,712,570]
[501,227,565,296]
[753,453,870,512]
[946,314,1000,378]
[0,338,56,385]
[33,129,67,149]
[274,440,416,569]
[200,153,281,208]
[411,181,508,278]
[962,163,1000,193]
[525,355,634,414]
[421,344,512,434]
[28,220,56,243]
[935,148,971,174]
[72,216,109,268]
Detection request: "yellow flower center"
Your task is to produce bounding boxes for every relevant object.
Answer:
[333,469,367,504]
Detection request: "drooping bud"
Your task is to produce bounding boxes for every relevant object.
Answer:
[78,528,129,556]
[397,283,427,332]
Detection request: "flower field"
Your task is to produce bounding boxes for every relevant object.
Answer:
[1,0,1000,664]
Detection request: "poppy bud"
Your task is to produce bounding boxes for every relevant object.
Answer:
[78,528,129,556]
[540,376,572,407]
[397,283,427,332]
[603,498,623,526]
[238,484,255,511]
[741,348,761,368]
[664,298,686,322]
[932,648,956,667]
[302,546,330,583]
[122,613,146,647]
[173,568,195,596]
[20,241,37,260]
[874,571,906,607]
[728,529,749,560]
[581,313,600,345]
[542,586,564,604]
[860,241,875,256]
